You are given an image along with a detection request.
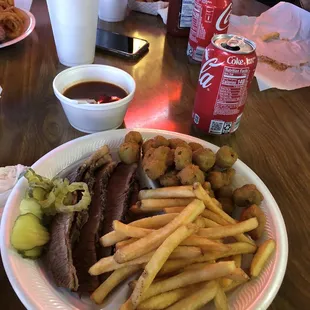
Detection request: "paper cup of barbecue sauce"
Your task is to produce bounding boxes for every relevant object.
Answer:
[53,64,136,133]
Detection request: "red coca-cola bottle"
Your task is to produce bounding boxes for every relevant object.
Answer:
[167,0,195,37]
[187,0,232,63]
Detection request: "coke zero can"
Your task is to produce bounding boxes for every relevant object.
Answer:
[187,0,232,63]
[192,34,257,135]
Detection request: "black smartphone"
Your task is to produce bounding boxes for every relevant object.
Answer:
[96,29,149,60]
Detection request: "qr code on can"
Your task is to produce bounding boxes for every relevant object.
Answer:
[193,113,200,124]
[222,122,232,134]
[187,44,193,57]
[209,120,224,134]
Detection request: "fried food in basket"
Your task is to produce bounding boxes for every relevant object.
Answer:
[193,148,216,172]
[0,1,25,42]
[153,135,169,147]
[177,164,205,185]
[124,131,143,145]
[188,142,203,152]
[168,138,190,149]
[216,145,238,168]
[119,142,140,164]
[89,181,276,309]
[240,204,266,240]
[0,1,10,10]
[233,184,264,207]
[159,170,180,187]
[174,146,192,170]
[207,168,235,190]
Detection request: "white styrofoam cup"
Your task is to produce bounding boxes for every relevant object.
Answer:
[46,0,99,67]
[53,65,136,133]
[99,0,128,22]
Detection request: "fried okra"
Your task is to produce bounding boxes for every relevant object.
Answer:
[240,204,266,239]
[193,148,216,172]
[215,185,233,199]
[233,184,264,207]
[207,168,235,190]
[142,139,155,154]
[174,146,192,170]
[119,142,140,164]
[217,197,235,215]
[153,135,170,148]
[177,164,205,185]
[188,142,204,152]
[202,182,215,198]
[216,145,238,168]
[124,131,143,145]
[159,170,180,187]
[142,146,171,179]
[144,159,167,180]
[168,138,190,149]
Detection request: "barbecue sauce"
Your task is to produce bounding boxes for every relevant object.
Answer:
[63,81,128,104]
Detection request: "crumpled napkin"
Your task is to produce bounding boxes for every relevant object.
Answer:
[228,2,310,91]
[128,0,168,16]
[0,165,27,217]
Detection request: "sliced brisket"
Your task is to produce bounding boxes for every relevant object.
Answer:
[73,162,116,293]
[46,146,113,292]
[46,213,78,291]
[99,163,138,259]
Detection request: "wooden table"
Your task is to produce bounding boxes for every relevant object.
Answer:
[1,0,309,309]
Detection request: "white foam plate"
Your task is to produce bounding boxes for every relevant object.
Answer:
[0,8,36,49]
[0,128,288,310]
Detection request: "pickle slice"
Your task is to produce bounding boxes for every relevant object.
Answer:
[20,246,43,259]
[11,214,50,251]
[19,198,43,219]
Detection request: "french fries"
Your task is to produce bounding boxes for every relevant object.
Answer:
[129,224,197,307]
[140,198,193,209]
[91,265,141,304]
[100,213,178,247]
[164,206,185,213]
[138,186,195,199]
[202,209,229,226]
[193,183,256,246]
[169,245,202,259]
[89,252,154,275]
[116,238,139,250]
[90,245,202,276]
[137,285,201,310]
[166,280,218,310]
[202,217,220,228]
[214,285,229,310]
[250,239,276,277]
[114,199,205,263]
[159,242,256,276]
[113,221,153,238]
[226,268,250,282]
[142,261,235,301]
[198,217,259,239]
[181,235,229,252]
[182,261,215,271]
[90,183,276,308]
[220,254,242,287]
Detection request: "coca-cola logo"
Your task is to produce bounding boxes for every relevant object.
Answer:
[216,3,233,32]
[199,58,224,88]
[227,56,245,65]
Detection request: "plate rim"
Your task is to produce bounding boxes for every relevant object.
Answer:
[0,128,288,310]
[0,8,36,49]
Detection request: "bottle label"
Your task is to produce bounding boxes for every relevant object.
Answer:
[179,0,194,28]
